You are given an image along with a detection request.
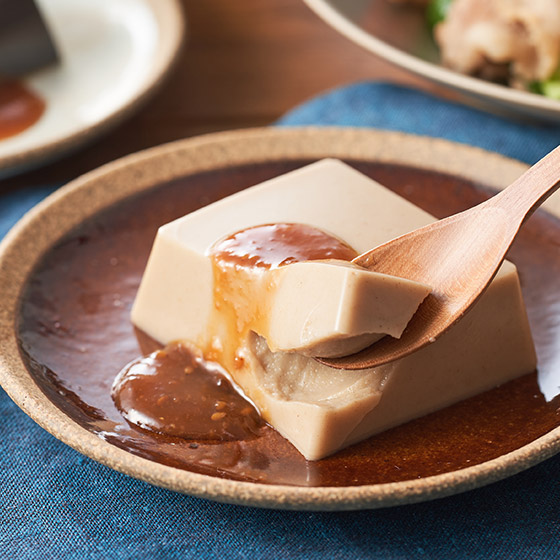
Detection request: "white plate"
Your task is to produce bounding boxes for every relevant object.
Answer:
[304,0,560,122]
[0,0,185,177]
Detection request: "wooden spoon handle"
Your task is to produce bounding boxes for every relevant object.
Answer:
[488,144,560,223]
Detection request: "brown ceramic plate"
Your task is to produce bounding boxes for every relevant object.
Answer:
[1,128,560,511]
[304,0,560,122]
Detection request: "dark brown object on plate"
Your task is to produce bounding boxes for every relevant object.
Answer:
[0,0,58,77]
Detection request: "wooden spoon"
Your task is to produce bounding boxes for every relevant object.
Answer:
[320,145,560,370]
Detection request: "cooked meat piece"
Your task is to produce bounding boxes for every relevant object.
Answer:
[435,0,560,83]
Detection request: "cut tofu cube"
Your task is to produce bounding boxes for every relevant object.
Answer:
[132,159,435,347]
[265,260,430,357]
[243,260,536,459]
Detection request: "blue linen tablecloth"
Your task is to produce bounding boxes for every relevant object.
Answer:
[2,83,560,559]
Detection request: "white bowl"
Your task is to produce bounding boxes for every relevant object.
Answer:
[304,0,560,122]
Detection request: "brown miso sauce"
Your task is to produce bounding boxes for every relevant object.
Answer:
[112,341,264,441]
[17,161,560,487]
[210,223,358,269]
[0,81,45,139]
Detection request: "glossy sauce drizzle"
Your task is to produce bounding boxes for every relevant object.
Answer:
[208,222,358,363]
[211,223,358,269]
[0,81,45,139]
[210,222,359,396]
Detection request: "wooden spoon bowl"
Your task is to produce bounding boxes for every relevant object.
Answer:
[321,145,560,370]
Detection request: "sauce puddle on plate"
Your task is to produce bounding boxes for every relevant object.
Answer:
[17,161,560,487]
[0,80,45,140]
[112,340,265,442]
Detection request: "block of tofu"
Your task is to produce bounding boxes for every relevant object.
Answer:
[265,260,430,357]
[132,159,436,347]
[245,259,535,459]
[132,159,537,460]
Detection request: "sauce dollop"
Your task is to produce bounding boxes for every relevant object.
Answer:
[0,81,45,140]
[210,223,358,269]
[112,341,264,441]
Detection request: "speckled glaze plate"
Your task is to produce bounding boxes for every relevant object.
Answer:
[304,0,560,122]
[1,128,560,511]
[0,0,185,178]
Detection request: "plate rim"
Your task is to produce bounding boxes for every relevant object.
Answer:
[303,0,560,118]
[1,126,560,511]
[0,0,186,177]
